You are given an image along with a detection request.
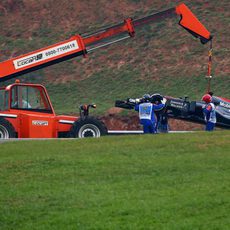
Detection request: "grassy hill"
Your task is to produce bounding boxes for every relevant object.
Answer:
[0,0,229,115]
[0,132,230,229]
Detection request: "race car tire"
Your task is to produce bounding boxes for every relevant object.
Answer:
[69,117,107,138]
[0,118,16,139]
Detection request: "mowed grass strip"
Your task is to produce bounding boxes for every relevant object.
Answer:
[0,132,229,230]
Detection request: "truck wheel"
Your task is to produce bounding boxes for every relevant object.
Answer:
[70,117,107,138]
[0,118,16,139]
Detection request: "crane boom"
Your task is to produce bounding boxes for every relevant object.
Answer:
[0,3,212,82]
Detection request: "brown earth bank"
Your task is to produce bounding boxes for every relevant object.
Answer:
[98,107,205,131]
[99,114,204,131]
[99,106,205,131]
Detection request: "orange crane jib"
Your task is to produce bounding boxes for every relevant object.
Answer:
[0,3,212,82]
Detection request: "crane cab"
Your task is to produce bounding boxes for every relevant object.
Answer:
[0,81,76,138]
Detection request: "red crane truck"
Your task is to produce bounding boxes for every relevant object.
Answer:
[0,3,212,139]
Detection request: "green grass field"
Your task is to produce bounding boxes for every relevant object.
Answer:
[0,132,229,229]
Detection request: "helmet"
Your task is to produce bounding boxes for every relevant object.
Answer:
[202,94,212,103]
[142,94,151,101]
[150,93,163,103]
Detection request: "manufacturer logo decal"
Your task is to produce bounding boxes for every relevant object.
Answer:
[32,120,49,126]
[17,54,43,67]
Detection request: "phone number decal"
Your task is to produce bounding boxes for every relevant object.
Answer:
[45,43,77,57]
[14,40,79,69]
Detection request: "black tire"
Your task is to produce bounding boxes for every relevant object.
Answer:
[69,116,107,138]
[0,118,16,139]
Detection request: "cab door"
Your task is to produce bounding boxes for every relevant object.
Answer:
[9,83,57,138]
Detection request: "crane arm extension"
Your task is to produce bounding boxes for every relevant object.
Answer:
[0,3,211,82]
[83,3,211,51]
[132,3,211,44]
[175,4,212,44]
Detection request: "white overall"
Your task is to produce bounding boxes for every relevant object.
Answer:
[139,103,153,120]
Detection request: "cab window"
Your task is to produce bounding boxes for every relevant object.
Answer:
[11,85,52,113]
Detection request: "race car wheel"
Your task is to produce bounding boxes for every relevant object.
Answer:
[69,117,107,138]
[0,118,16,139]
